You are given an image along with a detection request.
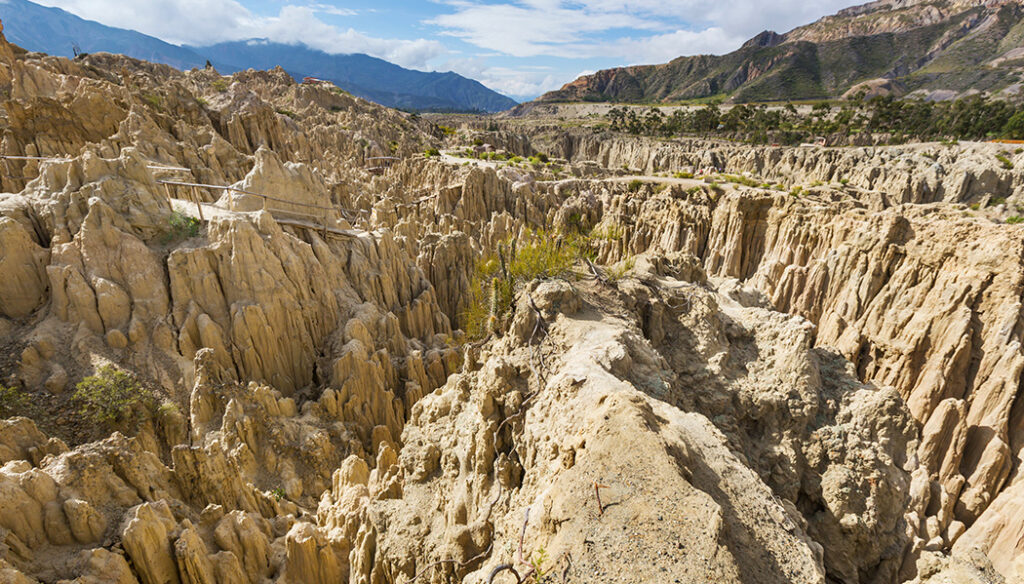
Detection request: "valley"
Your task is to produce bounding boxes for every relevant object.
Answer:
[0,13,1021,584]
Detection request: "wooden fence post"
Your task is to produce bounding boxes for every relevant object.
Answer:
[192,186,204,221]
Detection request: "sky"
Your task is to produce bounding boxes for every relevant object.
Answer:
[32,0,863,101]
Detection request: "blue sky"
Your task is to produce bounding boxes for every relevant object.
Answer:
[33,0,863,100]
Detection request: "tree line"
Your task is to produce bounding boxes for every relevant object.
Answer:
[605,95,1024,144]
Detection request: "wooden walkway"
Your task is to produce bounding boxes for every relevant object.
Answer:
[160,179,362,239]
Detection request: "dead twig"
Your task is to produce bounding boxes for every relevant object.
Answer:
[487,564,522,584]
[594,482,609,515]
[517,507,537,582]
[584,257,611,286]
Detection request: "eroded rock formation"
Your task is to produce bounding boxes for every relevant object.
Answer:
[0,18,1021,584]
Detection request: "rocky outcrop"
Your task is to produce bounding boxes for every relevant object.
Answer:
[1,14,1023,584]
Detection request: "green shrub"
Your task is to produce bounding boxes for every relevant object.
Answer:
[73,366,155,427]
[164,209,200,242]
[536,153,549,163]
[275,108,297,118]
[463,233,581,338]
[437,125,457,136]
[424,148,441,157]
[0,385,30,418]
[996,154,1014,170]
[989,197,1007,207]
[141,93,162,110]
[627,179,644,192]
[721,174,758,187]
[970,203,981,211]
[673,171,694,179]
[211,79,228,93]
[1006,215,1024,224]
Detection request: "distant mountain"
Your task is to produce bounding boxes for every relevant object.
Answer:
[536,0,1024,105]
[0,0,207,69]
[191,41,518,113]
[0,0,517,113]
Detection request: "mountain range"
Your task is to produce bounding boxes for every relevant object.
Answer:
[0,0,517,113]
[537,0,1024,104]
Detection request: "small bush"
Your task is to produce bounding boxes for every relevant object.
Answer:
[721,174,758,187]
[989,197,1007,207]
[275,108,297,118]
[626,179,644,192]
[1006,215,1024,224]
[0,385,30,418]
[607,257,636,281]
[970,203,981,211]
[536,153,549,163]
[211,79,228,93]
[996,154,1014,170]
[424,148,441,157]
[437,125,457,136]
[463,233,581,338]
[141,93,162,110]
[73,366,155,427]
[164,209,200,243]
[673,171,694,179]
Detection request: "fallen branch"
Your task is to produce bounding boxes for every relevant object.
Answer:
[585,257,611,286]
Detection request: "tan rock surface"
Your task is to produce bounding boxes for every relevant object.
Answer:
[0,17,1023,584]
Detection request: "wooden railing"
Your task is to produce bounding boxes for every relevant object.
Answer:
[157,179,356,237]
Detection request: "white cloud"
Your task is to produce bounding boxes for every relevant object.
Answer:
[443,57,562,98]
[33,0,446,69]
[431,0,858,63]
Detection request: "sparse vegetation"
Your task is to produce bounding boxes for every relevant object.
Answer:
[73,366,156,428]
[0,385,31,418]
[996,154,1014,170]
[607,257,636,281]
[275,108,298,118]
[1006,215,1024,224]
[627,179,644,192]
[424,147,441,157]
[463,232,582,338]
[529,547,552,583]
[163,209,201,243]
[211,79,228,93]
[141,93,162,110]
